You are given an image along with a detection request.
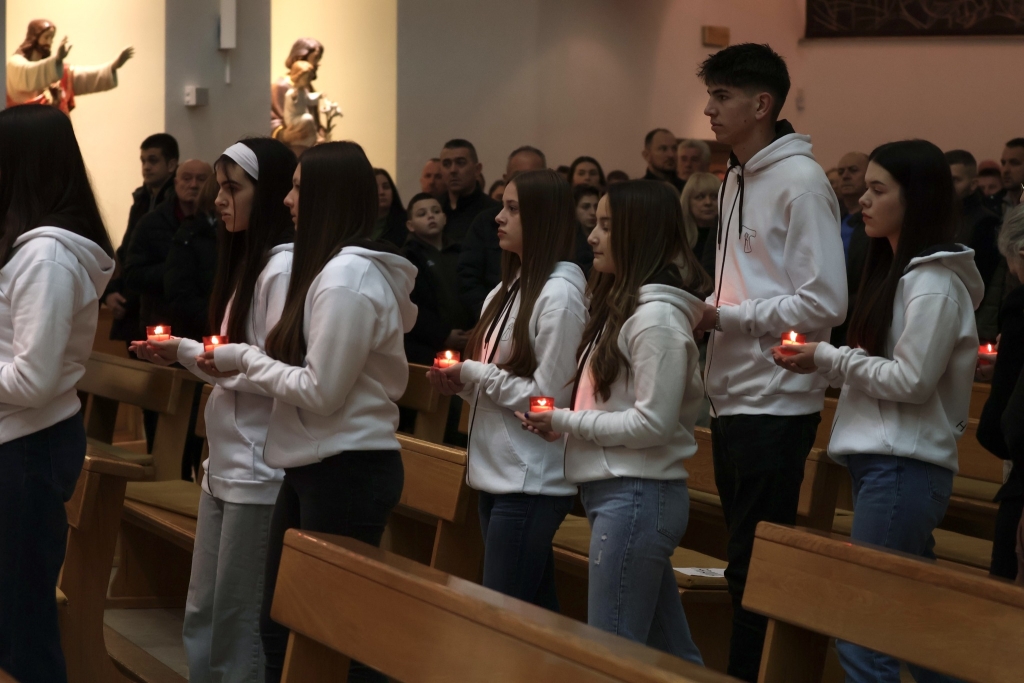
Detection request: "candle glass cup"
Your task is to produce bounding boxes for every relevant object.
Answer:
[146,325,171,342]
[435,350,460,369]
[203,335,228,353]
[529,396,555,413]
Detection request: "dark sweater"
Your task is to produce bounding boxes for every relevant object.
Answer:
[124,197,186,334]
[831,211,869,347]
[959,189,1002,290]
[163,213,218,342]
[403,236,473,365]
[643,168,684,192]
[441,188,501,245]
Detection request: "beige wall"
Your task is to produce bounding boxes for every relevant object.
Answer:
[272,0,397,174]
[7,0,165,246]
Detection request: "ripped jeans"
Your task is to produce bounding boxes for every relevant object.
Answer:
[580,477,704,666]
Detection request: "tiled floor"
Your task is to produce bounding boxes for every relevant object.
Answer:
[104,608,189,679]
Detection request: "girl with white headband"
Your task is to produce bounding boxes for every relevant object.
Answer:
[133,137,297,683]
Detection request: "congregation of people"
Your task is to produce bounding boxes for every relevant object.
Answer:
[4,41,1024,683]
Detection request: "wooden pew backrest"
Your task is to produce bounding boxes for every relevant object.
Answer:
[745,522,1024,683]
[273,530,735,683]
[397,434,468,522]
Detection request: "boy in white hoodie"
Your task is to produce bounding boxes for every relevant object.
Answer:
[0,105,115,683]
[693,43,847,681]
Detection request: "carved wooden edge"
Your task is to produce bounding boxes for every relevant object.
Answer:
[278,530,734,683]
[397,433,466,465]
[122,501,197,552]
[754,522,1024,609]
[82,454,146,480]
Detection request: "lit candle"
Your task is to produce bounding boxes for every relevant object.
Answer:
[778,330,806,355]
[529,396,555,413]
[978,343,998,365]
[146,325,171,342]
[435,350,460,369]
[203,335,228,353]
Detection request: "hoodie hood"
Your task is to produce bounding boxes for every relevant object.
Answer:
[638,284,706,329]
[340,245,418,332]
[727,120,814,176]
[14,227,114,297]
[905,244,985,309]
[548,260,588,298]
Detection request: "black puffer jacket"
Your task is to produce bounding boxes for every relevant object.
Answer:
[164,213,218,342]
[124,197,185,334]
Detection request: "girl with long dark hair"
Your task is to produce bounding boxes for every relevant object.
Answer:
[772,140,983,683]
[195,141,415,683]
[569,155,606,191]
[373,167,407,247]
[0,105,115,683]
[133,137,297,683]
[517,181,709,663]
[428,169,587,610]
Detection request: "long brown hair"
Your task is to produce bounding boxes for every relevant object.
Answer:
[264,141,377,365]
[465,169,576,377]
[581,180,711,401]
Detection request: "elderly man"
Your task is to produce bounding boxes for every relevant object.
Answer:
[830,151,869,346]
[676,138,711,184]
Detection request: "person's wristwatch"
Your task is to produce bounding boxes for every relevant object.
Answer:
[714,306,723,332]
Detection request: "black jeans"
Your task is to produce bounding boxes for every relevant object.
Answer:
[478,491,575,611]
[260,450,404,683]
[0,413,87,683]
[991,494,1024,580]
[711,412,820,682]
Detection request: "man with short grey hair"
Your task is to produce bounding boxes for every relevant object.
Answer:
[676,138,711,184]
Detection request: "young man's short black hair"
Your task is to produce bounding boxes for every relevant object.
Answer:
[644,128,673,148]
[572,183,600,205]
[944,149,977,173]
[979,167,1002,180]
[508,145,546,167]
[140,133,179,162]
[1006,138,1024,150]
[406,191,440,215]
[697,43,791,121]
[442,138,478,163]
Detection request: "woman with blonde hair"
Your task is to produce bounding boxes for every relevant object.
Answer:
[679,171,720,278]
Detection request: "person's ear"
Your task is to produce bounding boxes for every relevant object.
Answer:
[167,158,179,175]
[969,175,979,193]
[754,92,774,121]
[642,147,651,164]
[474,162,483,179]
[406,220,415,233]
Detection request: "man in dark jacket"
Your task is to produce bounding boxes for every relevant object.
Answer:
[457,146,547,320]
[641,128,683,192]
[164,210,218,342]
[947,151,1002,286]
[124,159,212,338]
[830,152,870,347]
[105,133,179,342]
[439,138,501,244]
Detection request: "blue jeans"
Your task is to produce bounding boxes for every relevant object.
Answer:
[478,491,575,611]
[837,454,962,683]
[0,413,86,683]
[581,477,704,666]
[184,491,275,683]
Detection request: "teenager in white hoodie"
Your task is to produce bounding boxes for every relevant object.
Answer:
[132,138,296,683]
[195,142,415,683]
[518,181,710,664]
[0,105,115,683]
[774,140,982,683]
[692,44,848,681]
[428,169,587,610]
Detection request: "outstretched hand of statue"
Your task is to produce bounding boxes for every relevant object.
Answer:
[56,37,72,62]
[113,46,134,70]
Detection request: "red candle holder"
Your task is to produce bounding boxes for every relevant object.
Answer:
[778,331,806,355]
[978,343,998,366]
[529,396,555,413]
[434,350,460,369]
[146,325,171,342]
[203,335,228,353]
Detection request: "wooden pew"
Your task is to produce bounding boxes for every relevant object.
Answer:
[745,522,1024,683]
[272,529,737,683]
[77,352,202,481]
[0,668,16,683]
[59,454,145,683]
[397,362,451,444]
[384,434,483,581]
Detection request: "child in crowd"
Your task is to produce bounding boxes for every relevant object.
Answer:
[518,180,711,665]
[133,137,297,683]
[774,140,982,683]
[428,169,587,611]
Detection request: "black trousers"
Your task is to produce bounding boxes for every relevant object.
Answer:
[260,450,404,683]
[711,412,820,682]
[990,494,1024,580]
[0,413,87,683]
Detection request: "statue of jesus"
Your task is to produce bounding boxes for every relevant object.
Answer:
[6,19,134,114]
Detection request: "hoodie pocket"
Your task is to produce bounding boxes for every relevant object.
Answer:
[468,402,528,491]
[751,333,785,395]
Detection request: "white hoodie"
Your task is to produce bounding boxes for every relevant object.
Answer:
[815,247,984,473]
[552,284,704,483]
[213,246,418,469]
[0,227,113,443]
[176,244,292,504]
[459,262,588,496]
[705,123,848,417]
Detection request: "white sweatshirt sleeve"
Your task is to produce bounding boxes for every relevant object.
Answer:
[176,337,218,385]
[0,260,76,407]
[213,285,374,416]
[550,324,687,449]
[813,293,962,405]
[459,305,584,411]
[718,192,847,337]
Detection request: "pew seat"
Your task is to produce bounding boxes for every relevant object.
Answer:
[125,480,202,519]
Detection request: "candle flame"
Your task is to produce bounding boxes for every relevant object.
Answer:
[538,398,547,406]
[212,337,220,346]
[789,331,797,342]
[154,326,164,334]
[987,344,993,352]
[444,350,453,360]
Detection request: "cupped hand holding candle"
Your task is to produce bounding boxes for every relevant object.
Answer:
[978,342,998,365]
[204,335,228,353]
[515,407,561,442]
[146,325,171,342]
[435,349,460,368]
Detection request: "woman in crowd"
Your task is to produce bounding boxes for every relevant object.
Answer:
[133,137,297,683]
[569,155,606,192]
[0,105,115,683]
[573,183,600,276]
[195,141,415,683]
[679,171,721,279]
[428,169,587,610]
[488,179,506,202]
[772,140,982,683]
[373,167,407,247]
[518,180,709,664]
[976,204,1024,581]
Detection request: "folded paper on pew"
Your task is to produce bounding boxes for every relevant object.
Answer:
[675,567,726,578]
